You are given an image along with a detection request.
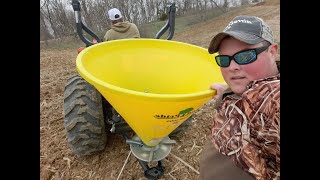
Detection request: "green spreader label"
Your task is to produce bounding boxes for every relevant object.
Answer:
[154,107,194,119]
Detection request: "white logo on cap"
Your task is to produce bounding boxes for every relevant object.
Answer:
[224,19,252,31]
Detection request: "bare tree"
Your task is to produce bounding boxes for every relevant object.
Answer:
[80,0,94,29]
[51,0,74,36]
[40,10,53,43]
[41,0,59,38]
[138,0,146,23]
[210,0,227,13]
[223,0,229,11]
[40,0,247,41]
[241,0,250,5]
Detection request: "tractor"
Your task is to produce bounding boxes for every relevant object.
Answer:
[63,1,193,179]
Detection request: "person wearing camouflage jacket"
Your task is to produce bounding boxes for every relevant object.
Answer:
[200,15,280,180]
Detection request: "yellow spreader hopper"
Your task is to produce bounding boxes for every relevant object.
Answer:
[76,38,224,167]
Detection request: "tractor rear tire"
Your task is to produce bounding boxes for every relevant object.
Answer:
[63,75,107,156]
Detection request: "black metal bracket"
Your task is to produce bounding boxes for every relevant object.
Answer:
[155,3,177,40]
[138,160,164,180]
[71,0,102,47]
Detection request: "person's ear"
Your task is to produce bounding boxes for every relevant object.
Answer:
[269,43,278,59]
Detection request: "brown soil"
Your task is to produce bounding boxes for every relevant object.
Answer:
[40,1,279,180]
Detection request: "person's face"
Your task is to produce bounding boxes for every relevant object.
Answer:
[218,37,278,95]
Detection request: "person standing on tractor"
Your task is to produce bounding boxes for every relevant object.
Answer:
[104,8,140,41]
[200,15,280,180]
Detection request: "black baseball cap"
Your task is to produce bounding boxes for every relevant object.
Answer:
[208,15,274,54]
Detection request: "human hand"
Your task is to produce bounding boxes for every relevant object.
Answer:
[210,83,228,99]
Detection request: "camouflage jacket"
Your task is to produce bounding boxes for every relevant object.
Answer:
[211,74,280,180]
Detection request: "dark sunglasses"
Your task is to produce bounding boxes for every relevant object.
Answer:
[215,45,270,67]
